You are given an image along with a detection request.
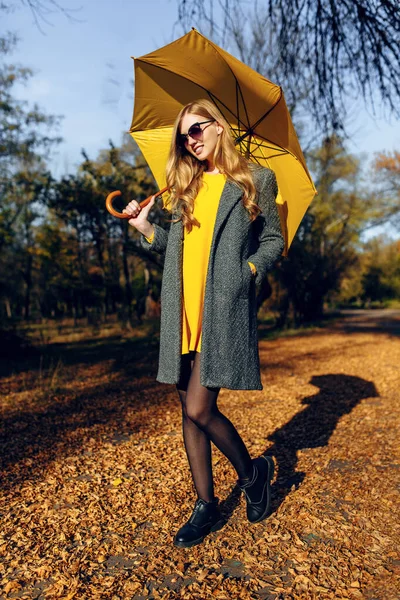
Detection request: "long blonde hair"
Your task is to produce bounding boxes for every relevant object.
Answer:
[164,99,261,231]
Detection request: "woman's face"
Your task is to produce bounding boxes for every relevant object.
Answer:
[179,112,223,165]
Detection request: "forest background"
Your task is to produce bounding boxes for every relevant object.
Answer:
[1,0,400,349]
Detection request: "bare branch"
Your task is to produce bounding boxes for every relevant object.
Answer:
[176,0,400,135]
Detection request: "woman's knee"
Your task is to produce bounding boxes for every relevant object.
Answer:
[185,404,214,428]
[178,387,211,426]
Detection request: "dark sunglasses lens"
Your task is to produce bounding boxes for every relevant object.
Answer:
[188,125,202,139]
[178,123,205,146]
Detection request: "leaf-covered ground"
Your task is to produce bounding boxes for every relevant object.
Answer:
[1,311,399,599]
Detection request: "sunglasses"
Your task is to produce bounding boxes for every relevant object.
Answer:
[178,119,216,145]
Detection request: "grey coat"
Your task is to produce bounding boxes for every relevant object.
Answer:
[140,166,284,390]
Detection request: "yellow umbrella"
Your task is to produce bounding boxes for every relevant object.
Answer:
[128,28,317,254]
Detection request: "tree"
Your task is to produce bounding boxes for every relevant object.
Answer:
[360,236,400,305]
[272,135,375,325]
[0,33,61,321]
[33,217,84,320]
[0,1,79,31]
[176,0,400,137]
[46,137,161,323]
[0,33,61,250]
[372,150,400,229]
[0,34,61,176]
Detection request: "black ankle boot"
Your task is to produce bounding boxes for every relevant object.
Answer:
[237,455,274,523]
[173,496,225,548]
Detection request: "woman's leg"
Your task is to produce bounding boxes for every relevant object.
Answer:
[184,351,253,483]
[176,352,215,503]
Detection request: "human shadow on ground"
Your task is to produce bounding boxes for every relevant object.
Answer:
[261,374,379,514]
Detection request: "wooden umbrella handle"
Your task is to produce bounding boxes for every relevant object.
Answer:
[105,187,169,219]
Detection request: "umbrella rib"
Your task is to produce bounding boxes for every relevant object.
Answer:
[233,78,252,141]
[205,91,250,134]
[234,88,283,146]
[197,32,253,135]
[235,81,241,140]
[237,134,290,155]
[235,143,288,162]
[251,138,289,154]
[236,79,252,140]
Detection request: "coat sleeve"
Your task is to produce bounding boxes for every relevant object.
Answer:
[246,168,284,287]
[140,222,169,256]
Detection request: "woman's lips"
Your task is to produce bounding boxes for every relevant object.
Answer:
[193,145,204,155]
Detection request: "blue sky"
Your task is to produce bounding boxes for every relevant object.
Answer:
[5,0,182,176]
[3,0,400,240]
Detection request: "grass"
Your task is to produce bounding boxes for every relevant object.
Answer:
[17,315,161,346]
[7,310,348,357]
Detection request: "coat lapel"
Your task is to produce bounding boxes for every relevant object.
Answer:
[174,178,243,245]
[208,178,243,255]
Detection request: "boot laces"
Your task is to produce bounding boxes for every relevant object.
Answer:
[189,498,216,523]
[239,464,258,489]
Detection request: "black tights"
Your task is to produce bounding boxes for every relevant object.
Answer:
[176,351,253,503]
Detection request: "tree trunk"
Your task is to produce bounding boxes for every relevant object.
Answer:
[4,299,12,319]
[301,293,325,323]
[122,242,133,316]
[23,253,33,320]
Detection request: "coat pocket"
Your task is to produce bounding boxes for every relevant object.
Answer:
[240,259,254,298]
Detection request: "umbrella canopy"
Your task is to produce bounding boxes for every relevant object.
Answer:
[129,28,317,254]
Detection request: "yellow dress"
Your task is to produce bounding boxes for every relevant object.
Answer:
[144,172,257,355]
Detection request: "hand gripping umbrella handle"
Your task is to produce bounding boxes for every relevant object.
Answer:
[105,187,169,219]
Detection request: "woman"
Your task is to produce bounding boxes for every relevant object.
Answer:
[123,99,284,548]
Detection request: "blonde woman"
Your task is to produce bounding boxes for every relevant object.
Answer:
[124,99,284,548]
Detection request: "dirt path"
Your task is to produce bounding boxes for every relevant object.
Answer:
[331,308,400,336]
[0,312,399,599]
